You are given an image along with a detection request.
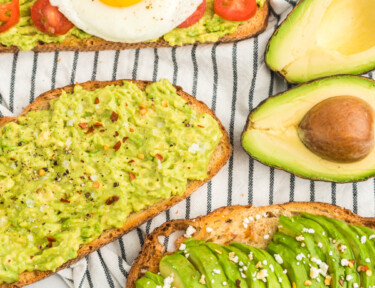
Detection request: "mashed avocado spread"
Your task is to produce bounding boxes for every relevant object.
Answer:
[0,0,265,51]
[0,79,222,283]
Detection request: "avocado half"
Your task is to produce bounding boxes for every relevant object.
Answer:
[265,0,375,83]
[241,76,375,182]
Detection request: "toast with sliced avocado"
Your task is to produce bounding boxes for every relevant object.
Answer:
[0,0,269,52]
[127,202,375,288]
[0,79,231,287]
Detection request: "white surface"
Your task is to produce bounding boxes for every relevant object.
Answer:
[27,275,68,288]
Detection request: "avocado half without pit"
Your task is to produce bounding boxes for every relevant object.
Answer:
[241,76,375,182]
[265,0,375,83]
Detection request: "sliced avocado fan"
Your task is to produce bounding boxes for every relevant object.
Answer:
[241,76,375,182]
[136,213,375,288]
[266,0,375,83]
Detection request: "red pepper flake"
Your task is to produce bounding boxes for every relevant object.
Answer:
[8,259,11,263]
[122,137,128,143]
[358,265,370,272]
[85,126,95,134]
[94,122,103,127]
[114,131,119,137]
[95,97,100,104]
[198,125,205,128]
[78,123,87,129]
[47,242,53,248]
[105,195,120,205]
[110,111,119,122]
[30,256,34,260]
[113,141,122,152]
[129,172,136,181]
[339,280,343,286]
[10,158,15,161]
[47,237,57,243]
[129,128,134,132]
[92,181,100,189]
[60,198,70,203]
[125,102,128,107]
[100,129,106,133]
[156,154,163,161]
[128,160,135,164]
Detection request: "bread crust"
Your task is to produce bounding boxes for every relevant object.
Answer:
[127,202,375,287]
[0,1,269,53]
[0,80,232,288]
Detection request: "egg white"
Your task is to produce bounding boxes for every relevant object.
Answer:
[50,0,202,43]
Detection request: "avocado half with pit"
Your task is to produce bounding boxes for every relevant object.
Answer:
[265,0,375,83]
[241,76,375,182]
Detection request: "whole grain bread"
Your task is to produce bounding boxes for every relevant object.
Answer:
[0,80,232,288]
[127,202,375,287]
[0,1,269,53]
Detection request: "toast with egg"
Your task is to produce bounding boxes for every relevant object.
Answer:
[0,0,269,53]
[127,202,375,287]
[0,79,231,287]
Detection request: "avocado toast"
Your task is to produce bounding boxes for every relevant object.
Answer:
[0,0,269,52]
[0,79,231,287]
[127,202,375,288]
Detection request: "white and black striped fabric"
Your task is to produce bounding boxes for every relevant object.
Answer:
[0,1,374,287]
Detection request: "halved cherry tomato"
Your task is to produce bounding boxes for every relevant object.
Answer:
[31,0,74,36]
[178,0,206,28]
[0,0,20,33]
[214,0,257,22]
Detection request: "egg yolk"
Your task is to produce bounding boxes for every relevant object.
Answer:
[99,0,143,7]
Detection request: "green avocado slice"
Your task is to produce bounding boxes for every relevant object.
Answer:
[297,215,346,288]
[135,277,159,288]
[267,241,310,288]
[159,253,206,288]
[223,246,266,288]
[265,0,375,83]
[186,245,232,288]
[144,272,164,286]
[301,213,359,287]
[272,232,324,288]
[205,242,248,288]
[231,243,291,288]
[241,76,375,182]
[328,218,375,287]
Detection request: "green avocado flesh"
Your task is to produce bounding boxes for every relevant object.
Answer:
[136,214,375,288]
[0,79,222,283]
[241,76,375,182]
[265,0,375,83]
[0,0,265,51]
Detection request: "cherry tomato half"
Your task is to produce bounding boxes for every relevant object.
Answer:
[214,0,257,22]
[0,0,20,33]
[31,0,74,36]
[178,0,207,28]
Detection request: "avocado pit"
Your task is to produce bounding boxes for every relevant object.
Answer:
[298,96,374,163]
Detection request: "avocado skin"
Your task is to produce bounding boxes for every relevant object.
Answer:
[301,213,360,286]
[264,0,375,83]
[328,218,375,287]
[205,242,248,288]
[231,243,291,288]
[241,75,375,183]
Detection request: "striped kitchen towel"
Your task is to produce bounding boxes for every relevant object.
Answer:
[0,0,374,287]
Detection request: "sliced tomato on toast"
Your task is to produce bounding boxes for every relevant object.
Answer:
[31,0,74,36]
[178,0,207,28]
[214,0,257,22]
[0,0,20,33]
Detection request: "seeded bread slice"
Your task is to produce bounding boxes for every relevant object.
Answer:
[0,80,232,287]
[126,202,375,287]
[0,1,269,53]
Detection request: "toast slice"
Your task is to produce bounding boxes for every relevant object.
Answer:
[127,202,375,287]
[0,80,232,288]
[0,1,269,53]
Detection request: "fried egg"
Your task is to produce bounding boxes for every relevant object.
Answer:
[50,0,202,43]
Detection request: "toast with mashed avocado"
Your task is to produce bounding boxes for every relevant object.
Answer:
[128,202,375,288]
[0,0,269,52]
[0,79,231,287]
